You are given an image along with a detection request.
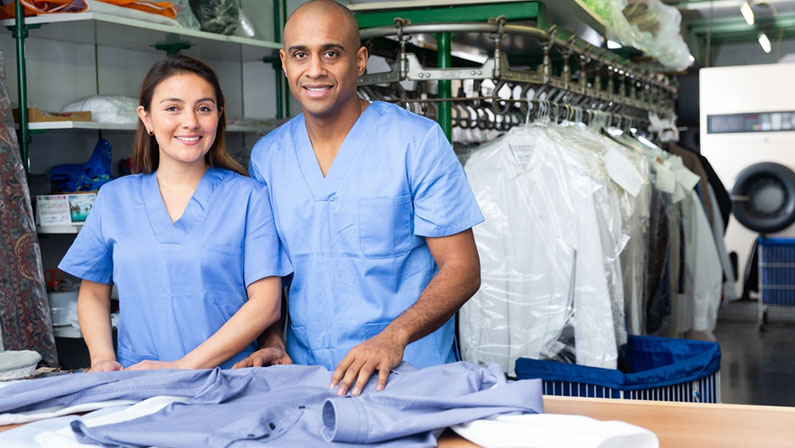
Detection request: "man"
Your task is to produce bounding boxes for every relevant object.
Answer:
[235,0,483,397]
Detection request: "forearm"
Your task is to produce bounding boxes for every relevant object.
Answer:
[77,282,116,365]
[182,278,282,369]
[383,257,481,346]
[257,289,288,351]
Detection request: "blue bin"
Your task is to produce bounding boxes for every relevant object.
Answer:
[758,237,795,307]
[514,335,721,403]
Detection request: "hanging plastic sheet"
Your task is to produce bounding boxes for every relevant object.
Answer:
[546,124,635,350]
[460,123,619,375]
[607,133,676,334]
[561,125,656,344]
[581,0,692,70]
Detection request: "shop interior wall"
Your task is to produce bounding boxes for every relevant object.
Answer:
[0,1,284,274]
[711,37,795,66]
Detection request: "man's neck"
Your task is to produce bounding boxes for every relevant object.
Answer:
[304,96,368,177]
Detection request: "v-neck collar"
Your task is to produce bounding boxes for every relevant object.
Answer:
[292,104,380,201]
[142,167,226,244]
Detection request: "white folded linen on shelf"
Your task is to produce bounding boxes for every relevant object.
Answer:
[62,95,138,123]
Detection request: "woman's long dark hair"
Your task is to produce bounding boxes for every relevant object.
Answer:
[132,55,246,175]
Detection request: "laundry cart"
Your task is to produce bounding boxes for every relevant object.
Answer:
[758,237,795,331]
[514,335,721,403]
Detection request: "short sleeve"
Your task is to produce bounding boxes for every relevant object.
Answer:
[248,155,265,184]
[409,124,484,237]
[58,190,113,284]
[243,184,293,286]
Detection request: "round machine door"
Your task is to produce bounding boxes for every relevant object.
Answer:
[732,162,795,233]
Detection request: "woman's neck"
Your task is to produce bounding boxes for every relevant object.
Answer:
[156,158,209,189]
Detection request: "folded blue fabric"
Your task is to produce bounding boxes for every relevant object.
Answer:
[0,362,543,447]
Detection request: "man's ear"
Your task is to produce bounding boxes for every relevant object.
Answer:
[280,49,287,75]
[356,45,369,76]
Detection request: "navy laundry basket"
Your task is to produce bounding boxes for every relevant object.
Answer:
[757,237,795,330]
[514,335,721,403]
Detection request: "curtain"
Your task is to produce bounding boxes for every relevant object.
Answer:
[0,47,57,365]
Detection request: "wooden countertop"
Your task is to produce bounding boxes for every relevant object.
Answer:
[440,396,795,447]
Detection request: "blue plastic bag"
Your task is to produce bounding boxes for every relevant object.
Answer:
[50,139,113,192]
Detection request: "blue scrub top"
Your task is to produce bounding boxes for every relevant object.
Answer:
[249,101,484,370]
[59,167,292,369]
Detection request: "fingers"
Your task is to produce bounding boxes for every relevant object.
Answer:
[124,360,157,371]
[336,358,366,396]
[376,363,390,392]
[351,362,376,396]
[233,349,291,369]
[124,363,142,371]
[232,358,252,369]
[330,355,354,390]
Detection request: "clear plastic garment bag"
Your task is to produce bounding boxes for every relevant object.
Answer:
[460,118,646,374]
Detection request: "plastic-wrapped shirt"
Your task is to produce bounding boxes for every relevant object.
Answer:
[460,125,617,375]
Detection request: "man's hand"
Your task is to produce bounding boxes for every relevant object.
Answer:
[329,332,405,396]
[124,359,187,371]
[232,348,293,369]
[87,359,122,372]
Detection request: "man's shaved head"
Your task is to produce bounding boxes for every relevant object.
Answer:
[279,0,368,121]
[284,0,361,50]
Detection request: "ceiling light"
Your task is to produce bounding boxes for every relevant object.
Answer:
[758,32,772,53]
[741,1,755,25]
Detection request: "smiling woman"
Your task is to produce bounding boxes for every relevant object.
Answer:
[137,73,220,171]
[132,56,244,176]
[56,55,293,373]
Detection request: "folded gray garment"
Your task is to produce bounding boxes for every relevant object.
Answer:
[0,350,41,380]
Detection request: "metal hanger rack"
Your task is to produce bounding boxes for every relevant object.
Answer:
[357,15,677,140]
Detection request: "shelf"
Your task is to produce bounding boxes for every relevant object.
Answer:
[0,12,280,62]
[26,121,279,133]
[37,224,83,234]
[52,325,82,339]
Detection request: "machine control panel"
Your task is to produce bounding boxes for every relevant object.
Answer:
[707,111,795,134]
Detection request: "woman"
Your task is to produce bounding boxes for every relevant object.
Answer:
[59,55,291,371]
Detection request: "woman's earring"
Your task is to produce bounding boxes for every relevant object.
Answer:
[148,129,154,136]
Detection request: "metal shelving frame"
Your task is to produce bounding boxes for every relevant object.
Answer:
[5,0,288,175]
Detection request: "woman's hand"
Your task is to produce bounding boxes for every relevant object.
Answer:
[124,359,189,371]
[232,348,293,368]
[88,359,123,372]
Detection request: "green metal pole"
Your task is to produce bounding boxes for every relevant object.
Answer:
[282,0,290,117]
[273,59,283,120]
[273,0,283,120]
[13,0,30,174]
[436,32,452,142]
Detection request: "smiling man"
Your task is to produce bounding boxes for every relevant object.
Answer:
[237,0,484,396]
